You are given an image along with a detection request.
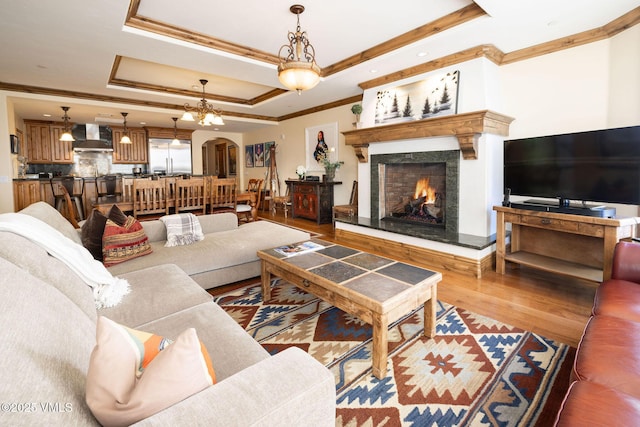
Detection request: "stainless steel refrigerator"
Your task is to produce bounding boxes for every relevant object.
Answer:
[148,138,192,175]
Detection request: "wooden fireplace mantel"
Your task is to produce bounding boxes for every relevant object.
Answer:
[342,110,514,162]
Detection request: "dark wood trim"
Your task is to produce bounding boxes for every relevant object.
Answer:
[277,95,363,121]
[503,7,640,64]
[360,8,640,87]
[359,45,504,90]
[0,81,279,123]
[322,4,487,77]
[108,55,288,106]
[342,110,514,161]
[125,0,279,66]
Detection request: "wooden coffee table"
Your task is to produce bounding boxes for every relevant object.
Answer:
[257,240,441,379]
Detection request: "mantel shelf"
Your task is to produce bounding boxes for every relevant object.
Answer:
[342,110,514,162]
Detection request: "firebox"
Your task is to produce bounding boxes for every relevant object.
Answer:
[382,162,446,226]
[371,150,459,235]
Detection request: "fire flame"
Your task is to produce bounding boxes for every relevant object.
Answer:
[414,177,437,204]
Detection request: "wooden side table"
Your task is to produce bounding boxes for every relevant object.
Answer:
[286,180,341,225]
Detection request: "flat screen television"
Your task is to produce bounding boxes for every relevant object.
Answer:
[504,125,640,206]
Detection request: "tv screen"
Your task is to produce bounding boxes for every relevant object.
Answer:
[504,125,640,205]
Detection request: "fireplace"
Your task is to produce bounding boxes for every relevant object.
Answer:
[371,150,459,235]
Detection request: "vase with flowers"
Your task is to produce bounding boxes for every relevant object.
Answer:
[295,165,306,180]
[317,147,343,182]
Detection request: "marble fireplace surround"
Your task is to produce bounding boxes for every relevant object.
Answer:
[339,110,514,278]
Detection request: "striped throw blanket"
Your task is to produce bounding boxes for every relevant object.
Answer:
[160,213,205,247]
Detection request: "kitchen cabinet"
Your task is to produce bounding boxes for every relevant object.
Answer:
[24,121,74,164]
[112,127,148,164]
[287,180,341,225]
[25,122,52,163]
[49,125,74,163]
[13,180,42,211]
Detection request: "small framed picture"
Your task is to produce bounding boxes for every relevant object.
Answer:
[10,134,19,154]
[254,143,265,167]
[245,145,254,168]
[228,145,237,175]
[305,122,339,172]
[265,141,275,167]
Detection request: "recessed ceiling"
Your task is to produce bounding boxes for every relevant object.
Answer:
[0,0,638,132]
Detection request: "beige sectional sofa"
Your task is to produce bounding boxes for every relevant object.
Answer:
[100,208,311,289]
[0,202,335,426]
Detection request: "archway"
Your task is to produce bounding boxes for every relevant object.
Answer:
[202,138,238,177]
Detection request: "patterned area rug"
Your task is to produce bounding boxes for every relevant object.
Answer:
[215,281,574,426]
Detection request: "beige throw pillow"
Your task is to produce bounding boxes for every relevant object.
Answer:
[86,317,215,427]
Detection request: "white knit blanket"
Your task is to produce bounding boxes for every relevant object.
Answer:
[0,213,130,309]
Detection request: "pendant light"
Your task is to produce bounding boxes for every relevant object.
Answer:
[59,106,75,142]
[277,4,321,94]
[171,117,180,145]
[120,112,132,144]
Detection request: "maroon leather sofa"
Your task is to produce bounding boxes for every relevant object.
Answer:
[555,241,640,425]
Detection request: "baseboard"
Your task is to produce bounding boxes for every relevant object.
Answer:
[335,228,494,278]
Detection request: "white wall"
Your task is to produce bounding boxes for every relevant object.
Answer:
[243,105,357,204]
[501,28,640,218]
[0,95,15,213]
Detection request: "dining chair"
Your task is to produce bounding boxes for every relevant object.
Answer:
[95,174,122,197]
[332,180,358,227]
[209,177,237,215]
[272,181,292,218]
[132,178,169,219]
[50,176,85,221]
[175,176,207,215]
[57,184,80,229]
[236,178,263,222]
[121,177,137,202]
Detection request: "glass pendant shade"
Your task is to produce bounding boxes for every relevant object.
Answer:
[278,61,321,93]
[120,112,132,144]
[278,5,321,94]
[171,117,180,145]
[59,106,75,142]
[59,131,75,142]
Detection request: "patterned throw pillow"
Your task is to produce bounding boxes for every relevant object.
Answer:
[86,317,216,426]
[102,216,152,267]
[82,205,130,261]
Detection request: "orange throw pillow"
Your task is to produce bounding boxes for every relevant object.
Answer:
[86,317,216,426]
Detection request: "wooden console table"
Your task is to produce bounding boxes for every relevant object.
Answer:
[286,180,341,225]
[494,206,638,282]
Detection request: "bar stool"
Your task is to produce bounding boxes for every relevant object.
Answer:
[96,174,122,197]
[50,176,85,221]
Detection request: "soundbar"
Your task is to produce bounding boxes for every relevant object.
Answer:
[509,200,616,218]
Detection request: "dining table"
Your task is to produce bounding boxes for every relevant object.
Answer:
[91,191,258,220]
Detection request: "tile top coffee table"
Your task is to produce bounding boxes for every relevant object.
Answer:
[257,239,442,379]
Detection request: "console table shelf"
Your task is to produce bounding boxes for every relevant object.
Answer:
[494,206,638,282]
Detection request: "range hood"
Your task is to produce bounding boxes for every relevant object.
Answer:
[72,124,113,151]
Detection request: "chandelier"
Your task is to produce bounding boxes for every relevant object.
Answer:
[120,112,132,144]
[59,106,75,142]
[181,79,224,126]
[278,4,321,94]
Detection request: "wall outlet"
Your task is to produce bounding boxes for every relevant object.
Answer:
[0,176,9,183]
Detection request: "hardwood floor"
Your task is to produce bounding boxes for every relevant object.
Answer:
[216,210,596,348]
